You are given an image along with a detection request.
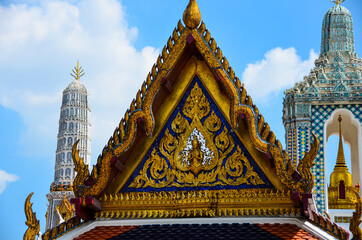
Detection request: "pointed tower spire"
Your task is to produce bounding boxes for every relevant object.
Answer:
[336,115,347,167]
[329,115,352,188]
[183,0,201,29]
[70,61,85,81]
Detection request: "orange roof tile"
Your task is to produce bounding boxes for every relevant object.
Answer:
[257,223,319,240]
[73,226,138,240]
[70,223,325,240]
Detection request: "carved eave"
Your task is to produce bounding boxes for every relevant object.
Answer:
[73,13,316,208]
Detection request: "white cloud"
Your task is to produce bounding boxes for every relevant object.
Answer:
[242,47,318,103]
[0,169,19,194]
[0,0,159,162]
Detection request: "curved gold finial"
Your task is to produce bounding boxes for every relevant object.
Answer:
[70,61,85,81]
[330,0,345,5]
[24,192,40,240]
[72,139,89,198]
[183,0,201,29]
[350,190,362,239]
[297,132,319,193]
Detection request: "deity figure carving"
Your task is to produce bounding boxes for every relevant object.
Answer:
[187,137,204,175]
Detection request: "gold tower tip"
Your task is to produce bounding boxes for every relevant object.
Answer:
[329,114,352,188]
[330,0,346,6]
[70,61,85,81]
[183,0,201,30]
[336,115,347,167]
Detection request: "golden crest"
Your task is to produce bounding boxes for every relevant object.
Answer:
[129,81,265,189]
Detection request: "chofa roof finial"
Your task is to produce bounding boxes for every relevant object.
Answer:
[183,0,201,29]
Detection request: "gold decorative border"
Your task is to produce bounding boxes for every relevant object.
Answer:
[96,189,299,219]
[41,217,83,240]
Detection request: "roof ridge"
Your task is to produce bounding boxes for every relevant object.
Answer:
[310,210,349,239]
[197,21,284,151]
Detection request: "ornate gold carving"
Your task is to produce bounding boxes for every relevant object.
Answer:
[182,82,210,119]
[183,0,201,29]
[56,195,75,225]
[24,193,40,240]
[131,148,174,189]
[296,132,319,193]
[350,189,362,239]
[269,132,319,193]
[72,140,89,197]
[171,112,189,134]
[173,117,218,174]
[221,146,264,186]
[204,111,221,132]
[98,189,298,219]
[130,82,264,188]
[185,137,205,175]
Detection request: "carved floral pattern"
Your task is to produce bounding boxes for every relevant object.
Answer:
[129,82,265,189]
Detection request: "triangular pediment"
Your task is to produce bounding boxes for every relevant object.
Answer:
[122,77,273,192]
[70,0,318,221]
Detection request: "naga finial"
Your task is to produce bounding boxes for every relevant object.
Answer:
[70,61,85,81]
[350,190,362,239]
[297,132,319,193]
[330,0,346,6]
[72,139,89,198]
[183,0,201,29]
[24,192,40,240]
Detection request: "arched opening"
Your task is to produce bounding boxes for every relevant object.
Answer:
[324,108,362,212]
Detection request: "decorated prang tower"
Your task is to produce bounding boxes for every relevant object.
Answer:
[283,0,362,215]
[45,62,91,230]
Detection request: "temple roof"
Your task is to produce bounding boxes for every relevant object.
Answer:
[72,223,320,240]
[30,1,361,240]
[69,0,318,204]
[67,0,317,220]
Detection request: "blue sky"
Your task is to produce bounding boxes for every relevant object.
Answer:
[0,0,361,239]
